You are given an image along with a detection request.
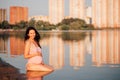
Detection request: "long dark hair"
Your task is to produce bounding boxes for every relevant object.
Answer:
[24,26,41,48]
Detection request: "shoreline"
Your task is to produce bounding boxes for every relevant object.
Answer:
[0,28,120,33]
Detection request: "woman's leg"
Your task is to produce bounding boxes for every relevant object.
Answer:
[41,64,54,71]
[26,63,54,71]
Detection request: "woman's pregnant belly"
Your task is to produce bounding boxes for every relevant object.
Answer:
[28,56,42,64]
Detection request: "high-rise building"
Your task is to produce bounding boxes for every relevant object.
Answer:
[49,0,64,24]
[29,15,49,22]
[0,8,7,22]
[10,6,28,24]
[92,0,120,28]
[69,0,85,19]
[85,6,92,24]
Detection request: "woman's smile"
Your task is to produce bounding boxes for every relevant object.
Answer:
[28,30,36,40]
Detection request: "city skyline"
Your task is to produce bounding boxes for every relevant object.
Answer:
[0,0,91,18]
[1,0,120,28]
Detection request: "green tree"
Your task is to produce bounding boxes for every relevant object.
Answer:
[59,18,75,25]
[28,18,36,27]
[35,20,44,30]
[59,24,69,30]
[17,20,28,29]
[35,20,54,30]
[1,20,9,29]
[69,21,81,30]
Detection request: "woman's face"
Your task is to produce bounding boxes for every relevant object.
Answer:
[28,29,36,40]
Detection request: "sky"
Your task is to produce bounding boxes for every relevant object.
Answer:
[0,0,91,19]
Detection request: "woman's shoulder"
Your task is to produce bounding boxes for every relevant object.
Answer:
[25,40,32,45]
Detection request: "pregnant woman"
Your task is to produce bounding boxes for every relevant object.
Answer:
[24,26,53,71]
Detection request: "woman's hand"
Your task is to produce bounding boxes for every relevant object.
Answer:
[24,41,43,59]
[41,61,44,65]
[36,52,43,57]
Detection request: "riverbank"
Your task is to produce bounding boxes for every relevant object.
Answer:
[0,28,120,33]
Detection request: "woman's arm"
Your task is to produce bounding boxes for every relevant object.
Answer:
[24,41,39,59]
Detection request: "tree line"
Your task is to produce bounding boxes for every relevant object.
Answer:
[0,18,94,30]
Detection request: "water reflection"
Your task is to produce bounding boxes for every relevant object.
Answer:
[26,71,53,80]
[92,30,120,67]
[0,31,25,56]
[61,32,86,41]
[0,32,9,53]
[0,30,120,69]
[69,40,85,69]
[0,30,120,73]
[49,33,64,69]
[10,36,24,56]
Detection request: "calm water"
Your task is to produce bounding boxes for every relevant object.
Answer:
[0,30,120,80]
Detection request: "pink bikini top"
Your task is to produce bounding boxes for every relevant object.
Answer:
[29,42,42,55]
[26,41,42,64]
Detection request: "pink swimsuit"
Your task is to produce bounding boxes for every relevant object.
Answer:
[26,41,47,71]
[27,42,42,64]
